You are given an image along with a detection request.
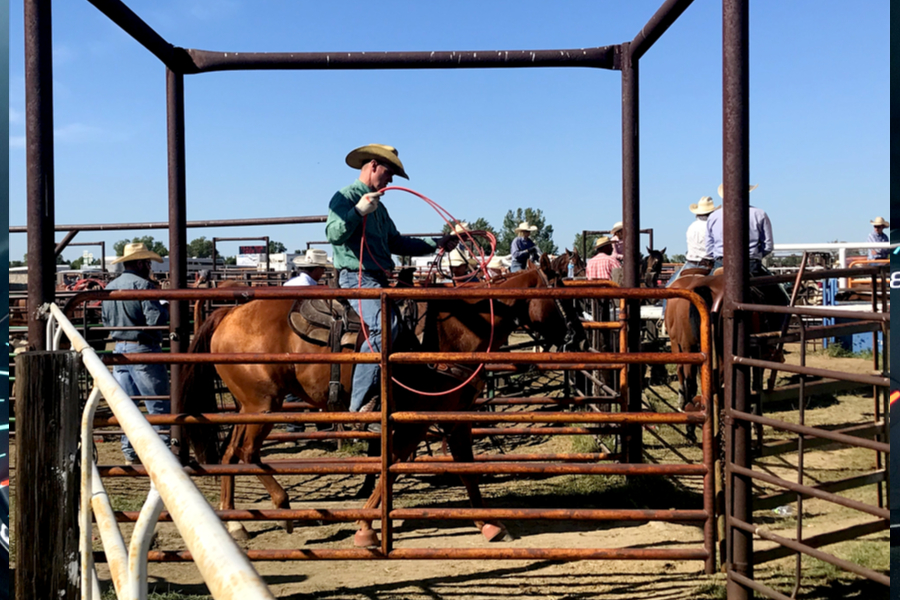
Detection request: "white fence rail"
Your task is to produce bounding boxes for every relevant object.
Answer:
[46,302,274,600]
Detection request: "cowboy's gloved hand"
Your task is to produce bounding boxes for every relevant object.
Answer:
[436,234,459,252]
[529,247,539,259]
[355,192,382,216]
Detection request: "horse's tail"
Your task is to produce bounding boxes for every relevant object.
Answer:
[181,306,233,465]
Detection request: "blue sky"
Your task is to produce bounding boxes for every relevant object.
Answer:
[8,1,890,263]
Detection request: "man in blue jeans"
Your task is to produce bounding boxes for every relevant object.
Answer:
[102,243,171,464]
[326,144,458,417]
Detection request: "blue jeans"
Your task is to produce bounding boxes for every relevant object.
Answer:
[112,342,171,461]
[339,270,400,412]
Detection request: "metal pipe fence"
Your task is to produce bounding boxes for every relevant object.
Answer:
[63,283,718,573]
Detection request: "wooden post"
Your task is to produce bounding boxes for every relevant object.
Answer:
[14,351,81,600]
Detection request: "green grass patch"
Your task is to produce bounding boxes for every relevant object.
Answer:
[334,440,368,457]
[693,577,727,600]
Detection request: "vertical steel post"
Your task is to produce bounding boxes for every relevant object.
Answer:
[723,0,752,596]
[167,68,189,460]
[24,0,56,351]
[380,293,394,555]
[621,42,644,463]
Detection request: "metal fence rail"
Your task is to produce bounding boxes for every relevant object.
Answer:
[64,284,718,573]
[725,294,890,596]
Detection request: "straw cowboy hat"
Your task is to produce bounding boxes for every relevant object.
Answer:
[593,235,613,250]
[689,196,719,215]
[611,222,623,234]
[452,222,470,235]
[716,183,758,199]
[514,221,538,233]
[486,255,506,270]
[446,248,478,267]
[111,242,164,264]
[345,143,409,179]
[870,216,889,227]
[292,248,330,268]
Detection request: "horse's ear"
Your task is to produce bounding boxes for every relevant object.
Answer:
[539,252,551,270]
[646,246,652,254]
[661,247,667,255]
[565,248,571,255]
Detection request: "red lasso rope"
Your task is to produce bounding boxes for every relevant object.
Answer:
[355,186,497,396]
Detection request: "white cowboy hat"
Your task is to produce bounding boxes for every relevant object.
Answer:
[611,221,623,234]
[870,216,889,227]
[292,248,330,268]
[486,255,506,270]
[446,248,478,267]
[689,196,719,215]
[111,242,164,264]
[716,183,758,199]
[514,221,538,233]
[593,235,613,249]
[452,222,470,235]
[345,143,409,179]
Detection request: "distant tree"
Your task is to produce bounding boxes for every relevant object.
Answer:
[9,258,26,268]
[268,240,287,254]
[572,232,602,258]
[440,217,498,254]
[56,254,70,265]
[188,236,214,258]
[114,236,168,257]
[70,257,86,270]
[498,208,557,256]
[669,253,686,264]
[223,256,237,266]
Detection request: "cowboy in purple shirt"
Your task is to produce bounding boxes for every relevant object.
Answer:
[705,184,773,276]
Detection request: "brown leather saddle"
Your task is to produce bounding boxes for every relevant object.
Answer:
[288,298,362,349]
[288,299,363,411]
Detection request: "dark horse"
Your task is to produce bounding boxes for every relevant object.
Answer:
[181,254,584,545]
[641,247,666,288]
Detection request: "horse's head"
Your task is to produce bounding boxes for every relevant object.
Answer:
[641,246,666,288]
[500,254,586,351]
[549,248,586,279]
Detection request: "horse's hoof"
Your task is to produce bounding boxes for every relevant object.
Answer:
[227,521,250,542]
[354,528,380,548]
[283,520,294,534]
[482,523,513,542]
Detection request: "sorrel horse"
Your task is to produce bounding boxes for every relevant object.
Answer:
[181,254,584,544]
[664,269,787,440]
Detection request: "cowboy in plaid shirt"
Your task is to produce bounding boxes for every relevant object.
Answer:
[586,236,620,280]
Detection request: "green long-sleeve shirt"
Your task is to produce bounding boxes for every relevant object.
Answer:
[326,179,437,271]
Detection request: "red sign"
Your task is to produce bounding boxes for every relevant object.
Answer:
[239,245,266,254]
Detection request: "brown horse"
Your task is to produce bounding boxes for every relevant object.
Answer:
[664,272,723,441]
[549,248,586,279]
[664,269,787,440]
[181,254,583,544]
[641,247,667,288]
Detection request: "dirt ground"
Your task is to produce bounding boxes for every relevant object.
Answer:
[10,345,890,599]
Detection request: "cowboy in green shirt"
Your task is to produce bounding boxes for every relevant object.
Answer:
[326,144,457,415]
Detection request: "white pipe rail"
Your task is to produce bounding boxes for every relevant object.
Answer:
[47,303,274,600]
[772,242,894,288]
